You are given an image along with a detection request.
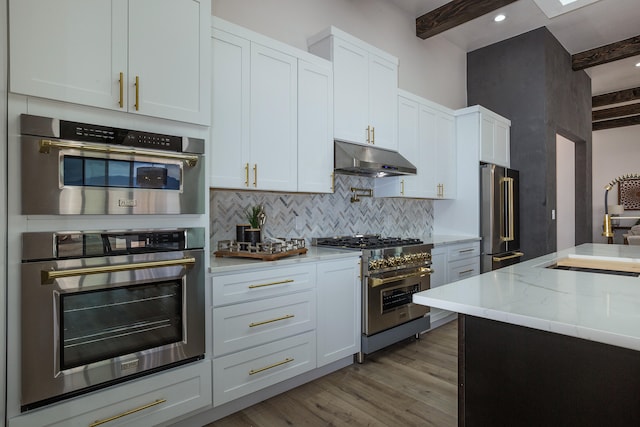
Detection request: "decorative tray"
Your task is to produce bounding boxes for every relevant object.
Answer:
[214,239,307,261]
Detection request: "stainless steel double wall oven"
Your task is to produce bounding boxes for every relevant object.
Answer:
[18,116,207,411]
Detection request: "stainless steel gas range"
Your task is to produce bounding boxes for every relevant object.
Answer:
[313,235,433,363]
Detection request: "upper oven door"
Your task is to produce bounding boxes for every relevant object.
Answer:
[20,136,204,214]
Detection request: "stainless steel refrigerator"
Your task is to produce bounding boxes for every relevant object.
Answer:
[480,163,524,272]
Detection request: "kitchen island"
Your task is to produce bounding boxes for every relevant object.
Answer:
[413,243,640,426]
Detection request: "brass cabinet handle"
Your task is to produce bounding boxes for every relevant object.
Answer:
[401,179,405,195]
[253,163,257,187]
[366,126,370,143]
[458,269,475,275]
[118,72,124,108]
[369,267,432,287]
[492,252,524,262]
[89,399,166,427]
[249,314,295,328]
[39,139,199,166]
[248,279,294,289]
[249,358,294,375]
[371,126,375,144]
[244,163,249,187]
[331,172,335,192]
[42,257,195,285]
[134,75,140,111]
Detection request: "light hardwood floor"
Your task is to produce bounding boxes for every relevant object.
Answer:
[209,319,458,427]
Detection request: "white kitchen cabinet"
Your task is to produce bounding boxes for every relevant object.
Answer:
[211,17,332,193]
[297,58,334,193]
[9,0,210,125]
[316,257,361,367]
[8,361,212,427]
[429,240,480,327]
[375,90,456,199]
[478,107,511,167]
[210,254,361,406]
[308,27,398,150]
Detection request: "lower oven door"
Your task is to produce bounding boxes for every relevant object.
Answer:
[364,267,431,336]
[20,249,205,411]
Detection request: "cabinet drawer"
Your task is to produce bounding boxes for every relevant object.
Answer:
[213,331,316,406]
[213,290,316,356]
[8,361,211,427]
[446,241,480,262]
[448,257,480,283]
[211,264,315,306]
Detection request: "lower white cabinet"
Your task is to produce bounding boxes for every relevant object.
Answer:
[430,240,480,326]
[8,361,212,427]
[316,257,361,367]
[210,255,361,406]
[213,331,316,406]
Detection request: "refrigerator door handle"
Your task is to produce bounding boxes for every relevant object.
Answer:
[493,251,524,262]
[501,177,515,242]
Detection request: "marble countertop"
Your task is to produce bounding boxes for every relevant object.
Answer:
[413,243,640,351]
[210,246,361,274]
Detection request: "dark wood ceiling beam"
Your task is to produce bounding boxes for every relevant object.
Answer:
[593,103,640,121]
[592,87,640,108]
[572,35,640,71]
[416,0,518,40]
[592,114,640,131]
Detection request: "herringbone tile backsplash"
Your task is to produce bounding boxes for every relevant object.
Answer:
[210,175,434,247]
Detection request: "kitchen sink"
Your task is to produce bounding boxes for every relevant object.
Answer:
[548,255,640,277]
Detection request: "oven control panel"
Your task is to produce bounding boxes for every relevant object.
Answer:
[368,252,431,271]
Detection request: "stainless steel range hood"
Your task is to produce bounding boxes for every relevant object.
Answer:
[334,140,417,177]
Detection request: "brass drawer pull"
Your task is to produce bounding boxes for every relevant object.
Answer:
[39,139,199,166]
[458,248,475,253]
[249,357,294,375]
[89,399,166,427]
[42,257,195,285]
[249,314,295,328]
[458,269,475,275]
[248,279,294,289]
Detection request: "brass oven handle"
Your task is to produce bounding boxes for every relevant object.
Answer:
[492,252,524,262]
[39,139,199,167]
[89,399,166,427]
[118,72,124,108]
[134,75,140,111]
[248,279,294,289]
[249,357,294,375]
[249,314,295,328]
[369,267,432,287]
[42,257,196,285]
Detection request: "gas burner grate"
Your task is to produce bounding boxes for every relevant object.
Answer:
[313,235,423,250]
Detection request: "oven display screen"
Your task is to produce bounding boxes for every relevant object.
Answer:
[62,156,181,190]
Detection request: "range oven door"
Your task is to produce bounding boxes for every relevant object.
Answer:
[20,249,205,411]
[20,135,204,214]
[364,266,431,336]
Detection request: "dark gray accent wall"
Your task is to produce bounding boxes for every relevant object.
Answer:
[467,27,592,259]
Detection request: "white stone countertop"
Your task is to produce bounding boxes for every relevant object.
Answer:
[413,243,640,351]
[210,246,361,274]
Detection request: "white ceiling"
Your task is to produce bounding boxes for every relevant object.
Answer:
[388,0,640,96]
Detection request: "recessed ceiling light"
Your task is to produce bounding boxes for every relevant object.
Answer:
[636,62,640,68]
[494,14,506,22]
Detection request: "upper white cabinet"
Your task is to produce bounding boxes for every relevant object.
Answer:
[308,27,398,150]
[211,17,333,193]
[375,90,456,199]
[298,59,334,193]
[9,0,211,125]
[478,107,511,167]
